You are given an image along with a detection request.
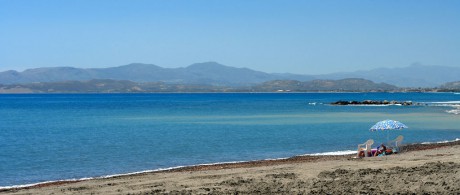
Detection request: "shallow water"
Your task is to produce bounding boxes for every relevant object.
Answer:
[0,93,459,187]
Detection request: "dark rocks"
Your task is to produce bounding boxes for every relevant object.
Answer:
[331,100,414,106]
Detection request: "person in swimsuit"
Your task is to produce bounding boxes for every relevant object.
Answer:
[374,143,387,156]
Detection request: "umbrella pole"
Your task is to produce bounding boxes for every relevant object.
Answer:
[387,131,389,143]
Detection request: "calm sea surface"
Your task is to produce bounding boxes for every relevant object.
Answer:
[1,93,459,187]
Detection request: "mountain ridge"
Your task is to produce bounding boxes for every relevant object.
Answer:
[0,62,314,86]
[314,64,460,87]
[0,62,459,87]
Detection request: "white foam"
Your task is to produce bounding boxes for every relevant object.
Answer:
[0,160,262,190]
[0,178,85,190]
[0,166,187,190]
[421,138,460,145]
[430,101,460,104]
[446,109,460,115]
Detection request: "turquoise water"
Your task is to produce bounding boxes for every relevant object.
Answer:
[0,93,459,187]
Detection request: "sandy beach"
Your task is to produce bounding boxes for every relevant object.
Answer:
[2,141,459,194]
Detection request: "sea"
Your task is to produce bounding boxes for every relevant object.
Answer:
[1,93,459,188]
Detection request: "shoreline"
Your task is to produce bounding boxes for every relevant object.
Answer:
[2,139,460,193]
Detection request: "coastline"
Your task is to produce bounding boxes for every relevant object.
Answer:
[2,139,460,194]
[2,92,459,193]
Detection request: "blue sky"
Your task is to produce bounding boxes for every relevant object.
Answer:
[1,0,459,74]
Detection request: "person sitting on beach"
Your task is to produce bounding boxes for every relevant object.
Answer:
[374,144,387,157]
[357,149,366,158]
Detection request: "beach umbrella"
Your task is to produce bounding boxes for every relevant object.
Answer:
[370,119,408,131]
[370,119,408,142]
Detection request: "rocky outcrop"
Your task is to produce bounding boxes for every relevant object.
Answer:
[331,100,414,106]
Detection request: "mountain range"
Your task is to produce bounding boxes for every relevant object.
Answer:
[0,62,459,87]
[315,64,460,87]
[0,62,312,86]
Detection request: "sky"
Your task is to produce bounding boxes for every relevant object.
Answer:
[1,0,459,74]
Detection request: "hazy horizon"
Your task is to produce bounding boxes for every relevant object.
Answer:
[1,0,459,74]
[0,61,456,76]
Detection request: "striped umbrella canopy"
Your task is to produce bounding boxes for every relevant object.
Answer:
[370,119,408,131]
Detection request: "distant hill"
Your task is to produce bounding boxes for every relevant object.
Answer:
[0,79,240,93]
[254,78,398,92]
[0,78,399,93]
[439,81,460,90]
[314,64,460,87]
[0,62,314,86]
[1,62,459,87]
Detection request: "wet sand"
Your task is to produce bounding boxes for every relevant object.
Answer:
[2,141,460,194]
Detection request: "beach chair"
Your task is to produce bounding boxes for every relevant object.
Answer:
[387,135,404,154]
[357,139,374,157]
